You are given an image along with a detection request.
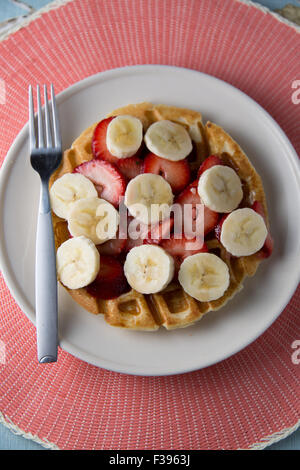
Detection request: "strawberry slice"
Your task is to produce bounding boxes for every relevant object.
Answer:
[125,217,174,249]
[74,159,126,207]
[161,235,208,258]
[92,117,143,180]
[124,216,148,252]
[162,236,208,278]
[197,155,223,178]
[124,236,144,252]
[143,153,191,193]
[97,220,127,255]
[144,218,174,244]
[251,201,273,258]
[92,117,118,164]
[97,235,126,256]
[86,255,130,299]
[117,156,144,180]
[176,180,219,238]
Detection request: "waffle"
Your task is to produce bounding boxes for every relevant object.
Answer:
[50,103,269,330]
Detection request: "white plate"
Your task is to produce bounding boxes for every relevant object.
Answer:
[0,65,299,376]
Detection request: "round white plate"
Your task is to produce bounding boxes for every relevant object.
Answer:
[0,65,299,376]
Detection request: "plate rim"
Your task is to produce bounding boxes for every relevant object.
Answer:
[0,64,300,376]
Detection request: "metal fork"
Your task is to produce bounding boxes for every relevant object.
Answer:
[29,84,62,363]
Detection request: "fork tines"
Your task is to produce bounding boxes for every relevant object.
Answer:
[29,84,61,152]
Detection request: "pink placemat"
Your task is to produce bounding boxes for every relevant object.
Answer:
[0,0,299,450]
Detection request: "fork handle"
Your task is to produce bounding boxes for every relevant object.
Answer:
[35,179,58,363]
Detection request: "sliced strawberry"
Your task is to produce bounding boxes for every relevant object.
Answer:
[251,201,273,258]
[86,255,130,299]
[258,235,274,259]
[92,117,117,163]
[124,216,148,252]
[143,153,191,193]
[144,218,174,245]
[197,155,223,178]
[74,159,126,207]
[162,236,208,279]
[251,201,266,218]
[176,180,199,205]
[161,235,208,258]
[97,235,126,256]
[124,236,144,252]
[125,217,174,249]
[176,180,219,238]
[117,156,144,180]
[92,117,143,180]
[97,204,128,255]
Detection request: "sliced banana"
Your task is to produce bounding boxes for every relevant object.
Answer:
[144,120,193,161]
[57,236,100,289]
[68,197,119,245]
[178,253,230,302]
[106,115,143,158]
[220,208,267,257]
[124,173,174,224]
[50,173,97,219]
[124,244,174,294]
[197,165,243,213]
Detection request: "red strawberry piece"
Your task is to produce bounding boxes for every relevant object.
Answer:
[125,217,174,249]
[161,235,208,258]
[197,155,223,178]
[144,218,174,245]
[74,159,126,207]
[215,214,229,241]
[125,217,149,252]
[124,236,144,252]
[258,235,274,259]
[92,117,117,163]
[117,156,144,180]
[97,235,126,256]
[97,219,128,255]
[176,180,199,204]
[143,153,191,193]
[251,201,266,218]
[251,201,273,258]
[92,117,143,179]
[86,255,130,299]
[162,236,208,279]
[176,180,219,238]
[149,218,174,244]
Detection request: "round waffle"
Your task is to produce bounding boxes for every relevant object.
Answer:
[50,103,270,330]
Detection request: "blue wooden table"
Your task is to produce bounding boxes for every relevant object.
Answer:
[0,0,299,450]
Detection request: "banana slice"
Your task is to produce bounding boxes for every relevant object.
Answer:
[68,197,119,245]
[106,115,143,158]
[124,244,174,294]
[57,236,100,289]
[198,165,243,213]
[124,173,174,224]
[144,120,193,161]
[178,253,230,302]
[220,208,267,256]
[50,173,98,219]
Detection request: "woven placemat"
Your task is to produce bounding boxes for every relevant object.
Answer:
[0,0,299,450]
